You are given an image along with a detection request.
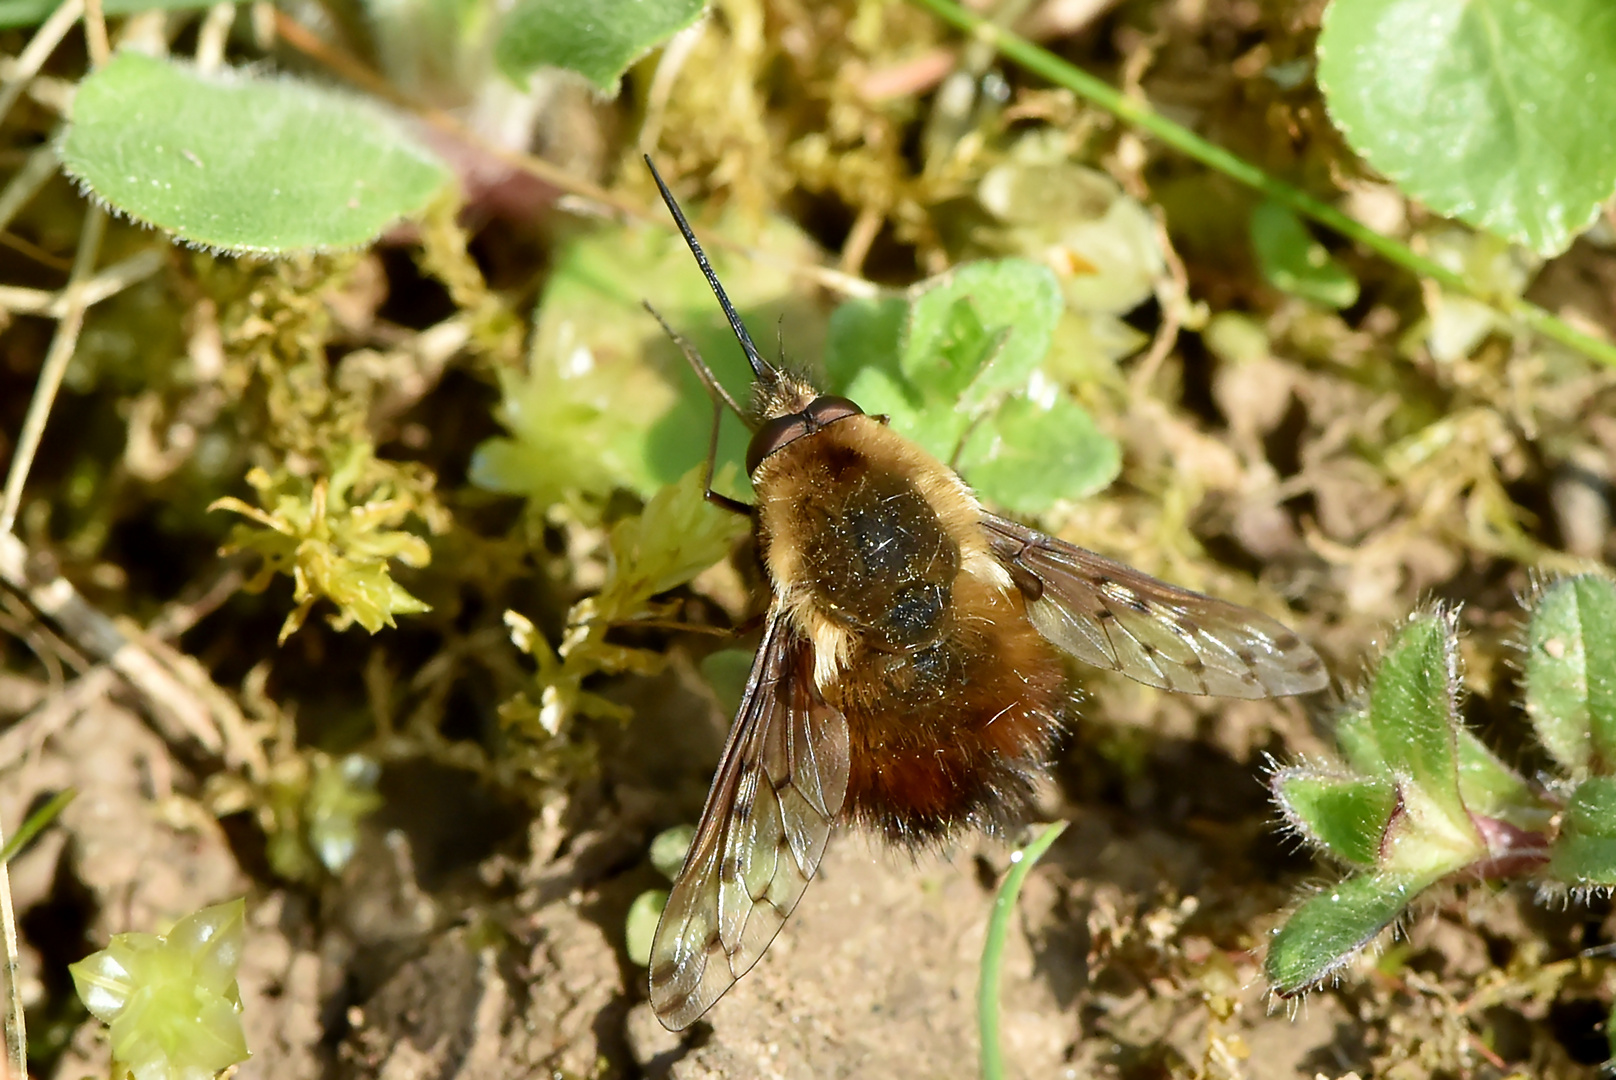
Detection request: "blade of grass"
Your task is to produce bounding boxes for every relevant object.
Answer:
[0,789,77,1080]
[979,819,1067,1080]
[0,790,75,865]
[906,0,1616,372]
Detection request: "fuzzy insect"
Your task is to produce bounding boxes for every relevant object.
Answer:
[641,158,1328,1030]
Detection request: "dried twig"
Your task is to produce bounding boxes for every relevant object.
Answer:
[0,145,60,237]
[0,0,82,126]
[0,565,253,778]
[195,1,235,72]
[0,248,167,318]
[81,0,107,67]
[0,532,223,758]
[0,207,106,534]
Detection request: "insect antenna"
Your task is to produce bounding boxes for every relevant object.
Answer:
[641,300,748,421]
[643,157,760,515]
[644,156,780,390]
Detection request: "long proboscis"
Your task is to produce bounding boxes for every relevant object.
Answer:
[644,155,777,386]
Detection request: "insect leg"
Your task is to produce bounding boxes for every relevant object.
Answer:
[702,393,754,517]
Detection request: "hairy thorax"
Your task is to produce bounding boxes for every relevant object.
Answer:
[751,415,1067,842]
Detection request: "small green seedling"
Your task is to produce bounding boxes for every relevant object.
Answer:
[625,825,696,967]
[69,899,249,1080]
[1266,575,1616,995]
[264,753,385,882]
[979,821,1067,1080]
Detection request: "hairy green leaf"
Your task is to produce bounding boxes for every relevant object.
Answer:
[1548,777,1616,886]
[1272,770,1396,867]
[1367,612,1471,829]
[1525,574,1616,775]
[1265,872,1426,995]
[62,52,449,252]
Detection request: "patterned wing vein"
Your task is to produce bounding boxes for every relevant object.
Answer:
[983,514,1327,698]
[648,609,851,1030]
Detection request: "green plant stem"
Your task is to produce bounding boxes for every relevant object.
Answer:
[907,0,1616,372]
[0,790,75,865]
[979,820,1067,1080]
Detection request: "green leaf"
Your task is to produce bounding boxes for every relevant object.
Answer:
[1317,0,1616,256]
[955,394,1119,515]
[1524,574,1616,775]
[903,260,1064,412]
[822,295,923,437]
[601,465,750,605]
[648,825,695,881]
[0,789,74,864]
[1250,199,1359,309]
[61,52,450,253]
[1271,769,1396,867]
[1265,871,1428,995]
[0,0,208,29]
[823,295,908,396]
[1548,776,1616,886]
[1453,729,1538,824]
[1367,611,1471,828]
[822,260,1119,513]
[472,217,819,509]
[625,889,667,967]
[1332,702,1385,776]
[495,0,706,93]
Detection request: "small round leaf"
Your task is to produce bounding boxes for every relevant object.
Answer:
[1318,0,1616,256]
[956,394,1120,515]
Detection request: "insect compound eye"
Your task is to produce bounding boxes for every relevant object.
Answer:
[745,396,864,474]
[803,395,863,427]
[746,414,810,474]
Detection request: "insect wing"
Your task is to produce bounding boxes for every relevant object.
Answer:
[648,610,852,1030]
[983,514,1326,698]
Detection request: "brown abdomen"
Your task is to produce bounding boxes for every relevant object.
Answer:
[829,572,1067,845]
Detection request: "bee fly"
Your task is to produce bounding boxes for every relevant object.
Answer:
[641,157,1327,1030]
